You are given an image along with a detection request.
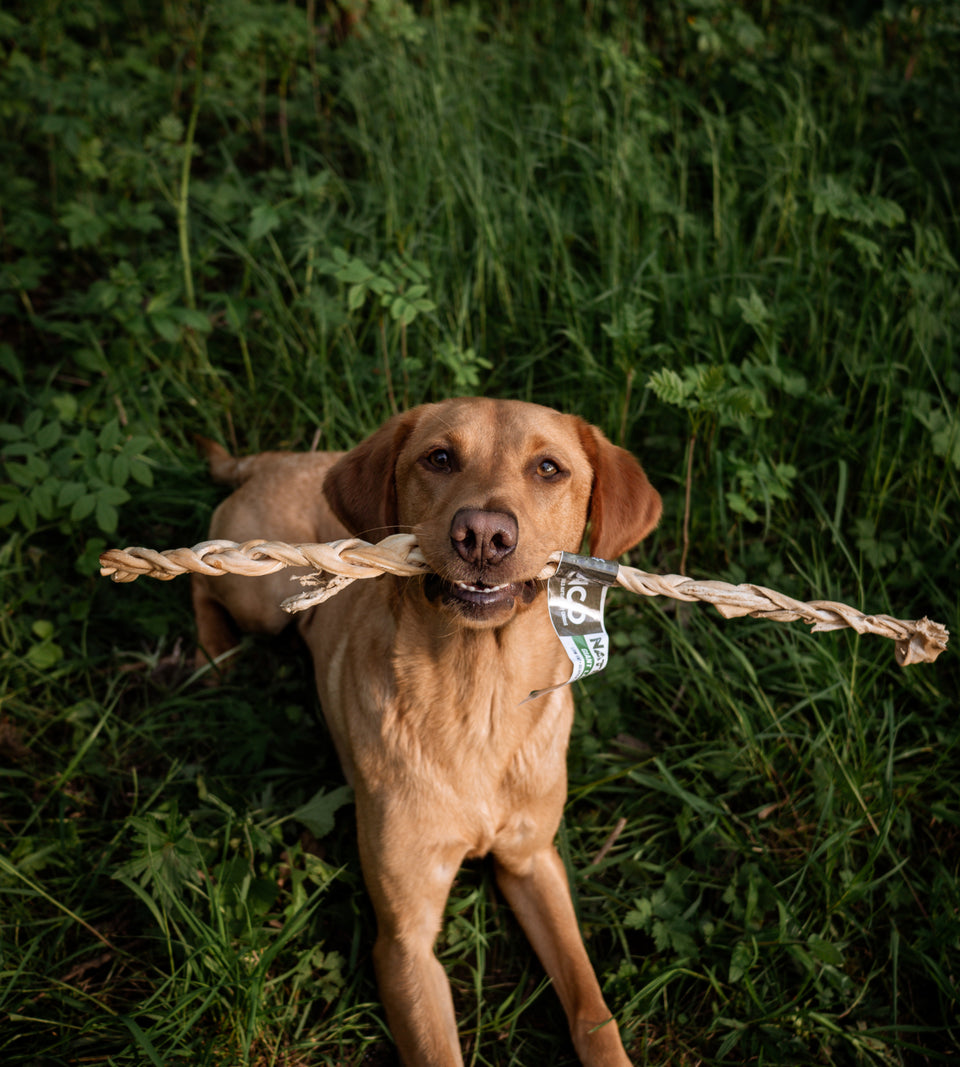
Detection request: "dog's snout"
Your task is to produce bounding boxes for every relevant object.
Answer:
[450,508,518,567]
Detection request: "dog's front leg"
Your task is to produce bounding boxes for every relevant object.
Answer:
[494,846,632,1067]
[358,812,465,1066]
[373,925,462,1067]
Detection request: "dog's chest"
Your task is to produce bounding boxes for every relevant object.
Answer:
[378,670,575,854]
[315,589,577,855]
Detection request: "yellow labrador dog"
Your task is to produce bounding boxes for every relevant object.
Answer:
[192,398,661,1065]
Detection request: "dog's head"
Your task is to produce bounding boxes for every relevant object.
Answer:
[323,398,661,628]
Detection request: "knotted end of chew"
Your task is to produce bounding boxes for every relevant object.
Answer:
[894,617,950,666]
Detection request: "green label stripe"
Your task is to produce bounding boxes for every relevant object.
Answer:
[572,634,595,674]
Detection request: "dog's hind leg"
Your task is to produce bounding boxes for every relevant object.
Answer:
[191,574,241,675]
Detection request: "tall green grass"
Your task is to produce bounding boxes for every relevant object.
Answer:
[2,1,958,1063]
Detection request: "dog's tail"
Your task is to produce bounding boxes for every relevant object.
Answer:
[195,436,265,486]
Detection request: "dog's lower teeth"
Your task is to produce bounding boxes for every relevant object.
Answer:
[456,582,507,594]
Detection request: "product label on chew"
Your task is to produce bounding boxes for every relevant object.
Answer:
[526,552,620,701]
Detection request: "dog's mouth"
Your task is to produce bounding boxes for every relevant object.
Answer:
[424,574,543,621]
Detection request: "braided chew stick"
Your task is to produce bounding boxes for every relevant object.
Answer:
[99,534,948,666]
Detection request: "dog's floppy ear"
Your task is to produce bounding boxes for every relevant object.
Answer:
[576,421,662,560]
[323,408,422,538]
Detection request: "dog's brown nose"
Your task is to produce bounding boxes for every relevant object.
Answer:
[450,508,518,567]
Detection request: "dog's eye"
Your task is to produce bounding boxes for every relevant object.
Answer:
[426,448,453,472]
[537,459,561,478]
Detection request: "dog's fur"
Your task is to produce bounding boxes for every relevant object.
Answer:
[192,397,662,1066]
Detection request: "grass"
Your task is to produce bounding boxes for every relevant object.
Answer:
[1,0,959,1063]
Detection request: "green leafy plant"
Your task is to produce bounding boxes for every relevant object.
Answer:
[317,247,438,408]
[106,774,356,1060]
[0,393,155,536]
[647,360,771,571]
